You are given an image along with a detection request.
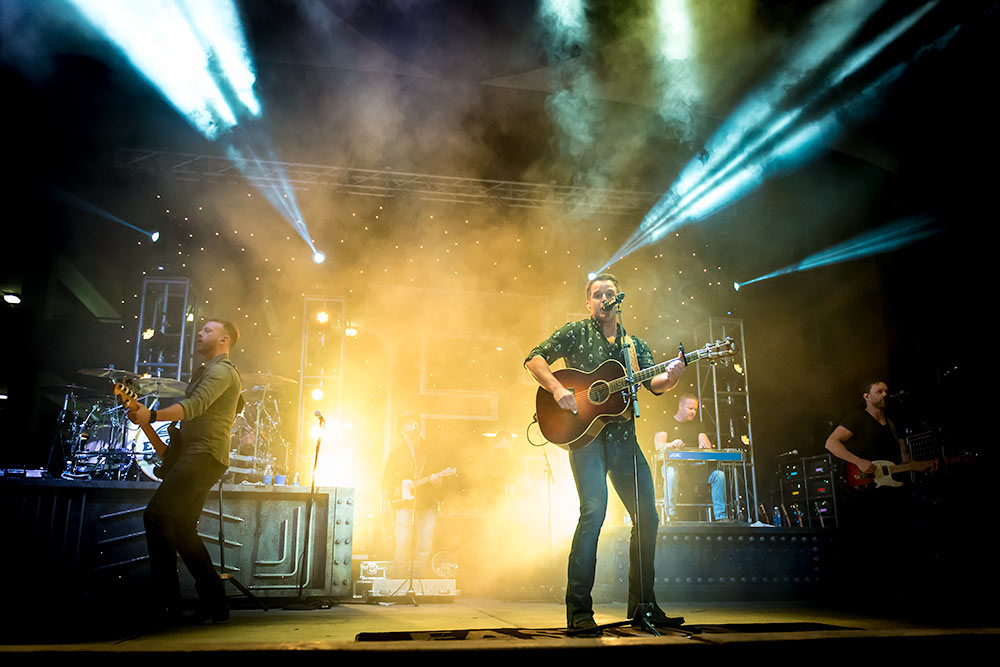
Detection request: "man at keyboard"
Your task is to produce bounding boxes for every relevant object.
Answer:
[654,394,727,521]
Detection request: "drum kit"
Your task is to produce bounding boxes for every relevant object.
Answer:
[49,366,297,483]
[227,372,296,482]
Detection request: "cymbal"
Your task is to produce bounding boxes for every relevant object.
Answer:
[241,372,298,387]
[79,367,141,381]
[241,388,278,402]
[136,376,188,398]
[41,383,104,398]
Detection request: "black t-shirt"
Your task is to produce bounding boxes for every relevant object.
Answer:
[839,409,900,463]
[664,418,706,449]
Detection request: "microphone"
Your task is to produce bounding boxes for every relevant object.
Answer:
[777,449,798,458]
[602,292,626,311]
[314,410,325,425]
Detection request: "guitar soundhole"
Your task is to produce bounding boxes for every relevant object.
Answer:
[588,381,611,405]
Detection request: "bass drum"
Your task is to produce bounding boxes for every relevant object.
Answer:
[132,421,173,481]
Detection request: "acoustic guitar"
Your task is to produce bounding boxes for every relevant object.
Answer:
[535,338,736,450]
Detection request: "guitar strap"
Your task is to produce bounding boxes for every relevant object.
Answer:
[619,324,641,377]
[618,323,642,422]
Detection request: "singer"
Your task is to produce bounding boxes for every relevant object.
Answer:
[524,273,686,636]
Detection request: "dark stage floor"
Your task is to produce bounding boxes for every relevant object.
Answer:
[2,597,998,662]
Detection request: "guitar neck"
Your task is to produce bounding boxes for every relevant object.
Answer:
[617,349,708,390]
[888,460,932,474]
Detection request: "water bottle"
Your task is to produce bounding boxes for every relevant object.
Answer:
[293,472,301,486]
[263,464,273,485]
[773,505,782,527]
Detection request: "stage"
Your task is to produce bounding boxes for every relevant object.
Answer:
[2,597,998,661]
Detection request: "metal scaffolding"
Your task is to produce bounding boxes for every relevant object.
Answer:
[115,148,660,213]
[694,317,758,523]
[297,296,346,478]
[133,276,197,381]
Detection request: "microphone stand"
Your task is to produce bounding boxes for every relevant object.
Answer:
[284,412,327,610]
[573,295,672,636]
[613,298,661,636]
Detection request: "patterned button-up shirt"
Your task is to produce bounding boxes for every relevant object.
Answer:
[526,317,661,448]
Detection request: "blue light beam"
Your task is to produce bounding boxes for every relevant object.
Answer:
[602,0,953,272]
[735,216,940,290]
[65,0,323,261]
[66,0,261,139]
[55,189,159,241]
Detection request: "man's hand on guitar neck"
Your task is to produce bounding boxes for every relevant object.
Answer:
[127,402,151,425]
[649,354,686,394]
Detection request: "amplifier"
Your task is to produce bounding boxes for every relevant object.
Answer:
[807,477,834,496]
[803,456,833,476]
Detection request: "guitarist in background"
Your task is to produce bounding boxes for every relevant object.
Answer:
[382,413,451,578]
[127,318,242,624]
[824,379,937,602]
[525,273,686,636]
[825,379,938,519]
[825,380,911,487]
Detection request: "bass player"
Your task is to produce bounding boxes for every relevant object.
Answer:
[127,318,242,624]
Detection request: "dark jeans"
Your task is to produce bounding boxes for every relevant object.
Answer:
[144,452,228,612]
[566,435,659,624]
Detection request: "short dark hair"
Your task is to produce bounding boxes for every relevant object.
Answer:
[585,273,621,299]
[861,379,885,396]
[207,317,240,348]
[678,392,698,404]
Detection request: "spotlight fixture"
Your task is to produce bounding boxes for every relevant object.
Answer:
[344,327,358,337]
[316,311,329,324]
[311,388,324,401]
[3,293,21,305]
[150,231,160,243]
[142,328,155,340]
[733,282,741,291]
[587,272,598,281]
[313,251,326,264]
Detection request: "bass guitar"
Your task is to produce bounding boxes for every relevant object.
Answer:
[844,459,936,491]
[113,380,181,478]
[535,338,736,450]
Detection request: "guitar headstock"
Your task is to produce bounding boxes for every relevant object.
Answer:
[699,337,737,364]
[113,380,141,410]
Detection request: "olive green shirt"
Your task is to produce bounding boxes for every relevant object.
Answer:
[176,353,241,467]
[526,317,661,448]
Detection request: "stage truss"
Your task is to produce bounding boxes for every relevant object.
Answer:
[115,148,660,213]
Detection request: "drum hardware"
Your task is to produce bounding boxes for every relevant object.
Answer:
[51,367,170,481]
[233,373,295,481]
[54,365,292,484]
